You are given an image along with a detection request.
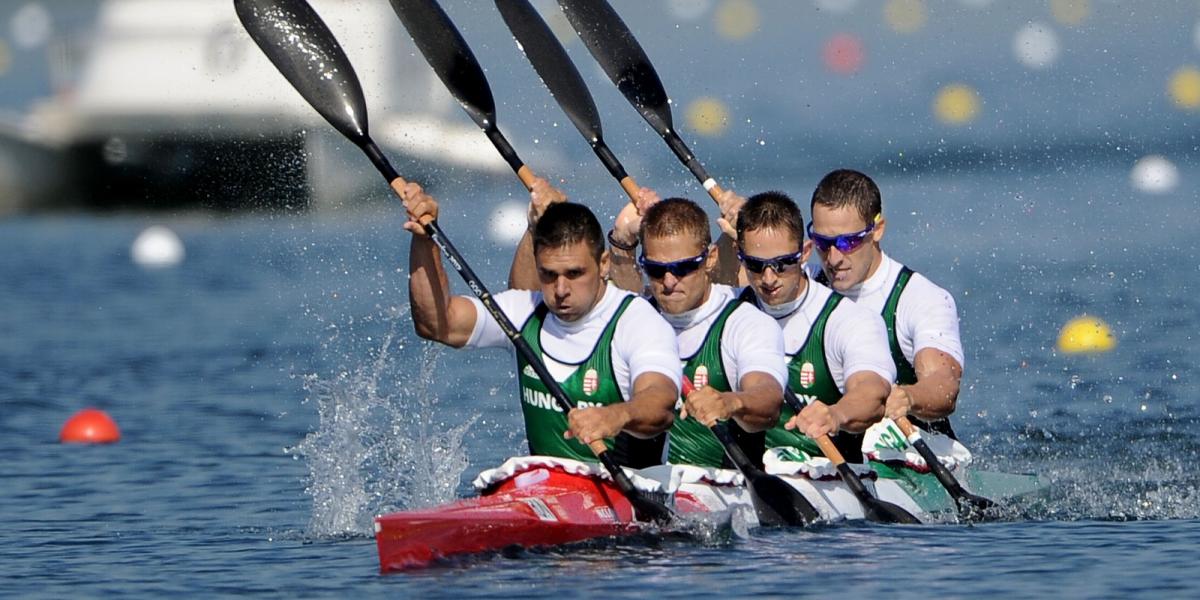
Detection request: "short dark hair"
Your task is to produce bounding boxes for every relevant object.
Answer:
[639,197,711,249]
[811,169,881,226]
[533,202,605,263]
[736,191,804,248]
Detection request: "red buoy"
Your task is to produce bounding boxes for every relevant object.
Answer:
[59,408,121,444]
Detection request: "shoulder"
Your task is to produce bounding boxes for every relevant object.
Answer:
[898,270,960,314]
[829,295,887,334]
[492,288,542,322]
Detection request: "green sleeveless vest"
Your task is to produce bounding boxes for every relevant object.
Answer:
[667,298,747,468]
[516,296,634,463]
[761,290,845,457]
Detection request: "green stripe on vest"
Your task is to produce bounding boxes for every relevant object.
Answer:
[764,291,843,457]
[516,296,634,463]
[668,297,742,468]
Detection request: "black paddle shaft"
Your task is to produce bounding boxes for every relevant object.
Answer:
[556,0,716,192]
[388,0,526,175]
[496,0,628,183]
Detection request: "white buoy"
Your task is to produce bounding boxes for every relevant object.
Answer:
[131,226,185,268]
[1130,155,1179,194]
[488,201,528,245]
[1013,22,1060,70]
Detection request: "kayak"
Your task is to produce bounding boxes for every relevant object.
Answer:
[374,453,1046,571]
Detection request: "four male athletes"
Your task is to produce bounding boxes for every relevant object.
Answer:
[399,166,964,471]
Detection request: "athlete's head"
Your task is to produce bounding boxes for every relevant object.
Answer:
[736,191,811,307]
[638,198,716,315]
[533,202,609,322]
[809,169,886,292]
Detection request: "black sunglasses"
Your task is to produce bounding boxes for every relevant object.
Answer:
[737,249,805,274]
[638,249,709,279]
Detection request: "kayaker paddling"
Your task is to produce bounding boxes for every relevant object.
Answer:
[403,180,681,468]
[807,169,964,437]
[608,195,786,470]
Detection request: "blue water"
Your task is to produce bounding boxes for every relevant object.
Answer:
[1,160,1198,597]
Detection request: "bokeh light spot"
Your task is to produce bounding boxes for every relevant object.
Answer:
[10,2,52,49]
[1130,155,1179,194]
[686,97,730,137]
[1050,0,1089,27]
[933,84,981,125]
[715,0,759,41]
[823,33,865,75]
[885,0,926,34]
[1168,66,1200,110]
[1013,22,1060,70]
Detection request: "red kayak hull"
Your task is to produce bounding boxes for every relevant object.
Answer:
[375,467,651,570]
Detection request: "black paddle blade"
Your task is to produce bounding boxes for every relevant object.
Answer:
[234,0,369,143]
[556,0,673,134]
[909,436,998,519]
[863,497,923,525]
[496,0,603,142]
[745,471,820,527]
[389,0,497,130]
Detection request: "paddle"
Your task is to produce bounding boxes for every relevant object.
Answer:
[893,416,997,517]
[235,0,674,525]
[386,0,537,190]
[782,389,921,524]
[681,377,819,527]
[494,0,640,202]
[556,0,726,204]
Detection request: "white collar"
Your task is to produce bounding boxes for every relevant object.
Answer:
[661,284,725,331]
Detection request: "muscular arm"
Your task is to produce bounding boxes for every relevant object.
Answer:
[608,242,643,293]
[408,228,479,348]
[729,371,783,431]
[890,348,962,421]
[712,233,747,287]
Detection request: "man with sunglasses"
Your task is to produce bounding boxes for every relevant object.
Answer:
[607,196,786,469]
[807,169,964,438]
[734,192,896,462]
[402,179,681,468]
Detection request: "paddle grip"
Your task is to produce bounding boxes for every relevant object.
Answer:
[618,177,641,203]
[815,435,847,467]
[516,165,537,191]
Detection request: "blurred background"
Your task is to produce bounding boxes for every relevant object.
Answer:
[2,1,1198,592]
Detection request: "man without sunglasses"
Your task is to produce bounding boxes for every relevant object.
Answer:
[406,178,680,468]
[808,170,964,439]
[607,196,786,469]
[731,192,896,462]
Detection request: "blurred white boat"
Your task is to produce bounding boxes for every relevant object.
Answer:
[2,0,528,214]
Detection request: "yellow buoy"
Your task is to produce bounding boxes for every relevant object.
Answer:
[933,84,981,125]
[1168,66,1200,110]
[1050,0,1089,27]
[686,97,730,137]
[1057,315,1116,354]
[884,0,926,35]
[715,0,759,41]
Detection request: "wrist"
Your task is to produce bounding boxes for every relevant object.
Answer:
[607,228,638,252]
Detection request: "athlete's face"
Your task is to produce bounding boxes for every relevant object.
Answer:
[536,241,609,322]
[642,233,715,316]
[810,203,885,292]
[739,227,810,307]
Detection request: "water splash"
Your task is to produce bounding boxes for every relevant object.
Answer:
[289,311,476,537]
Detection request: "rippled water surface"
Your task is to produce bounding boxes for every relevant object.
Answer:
[2,165,1197,597]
